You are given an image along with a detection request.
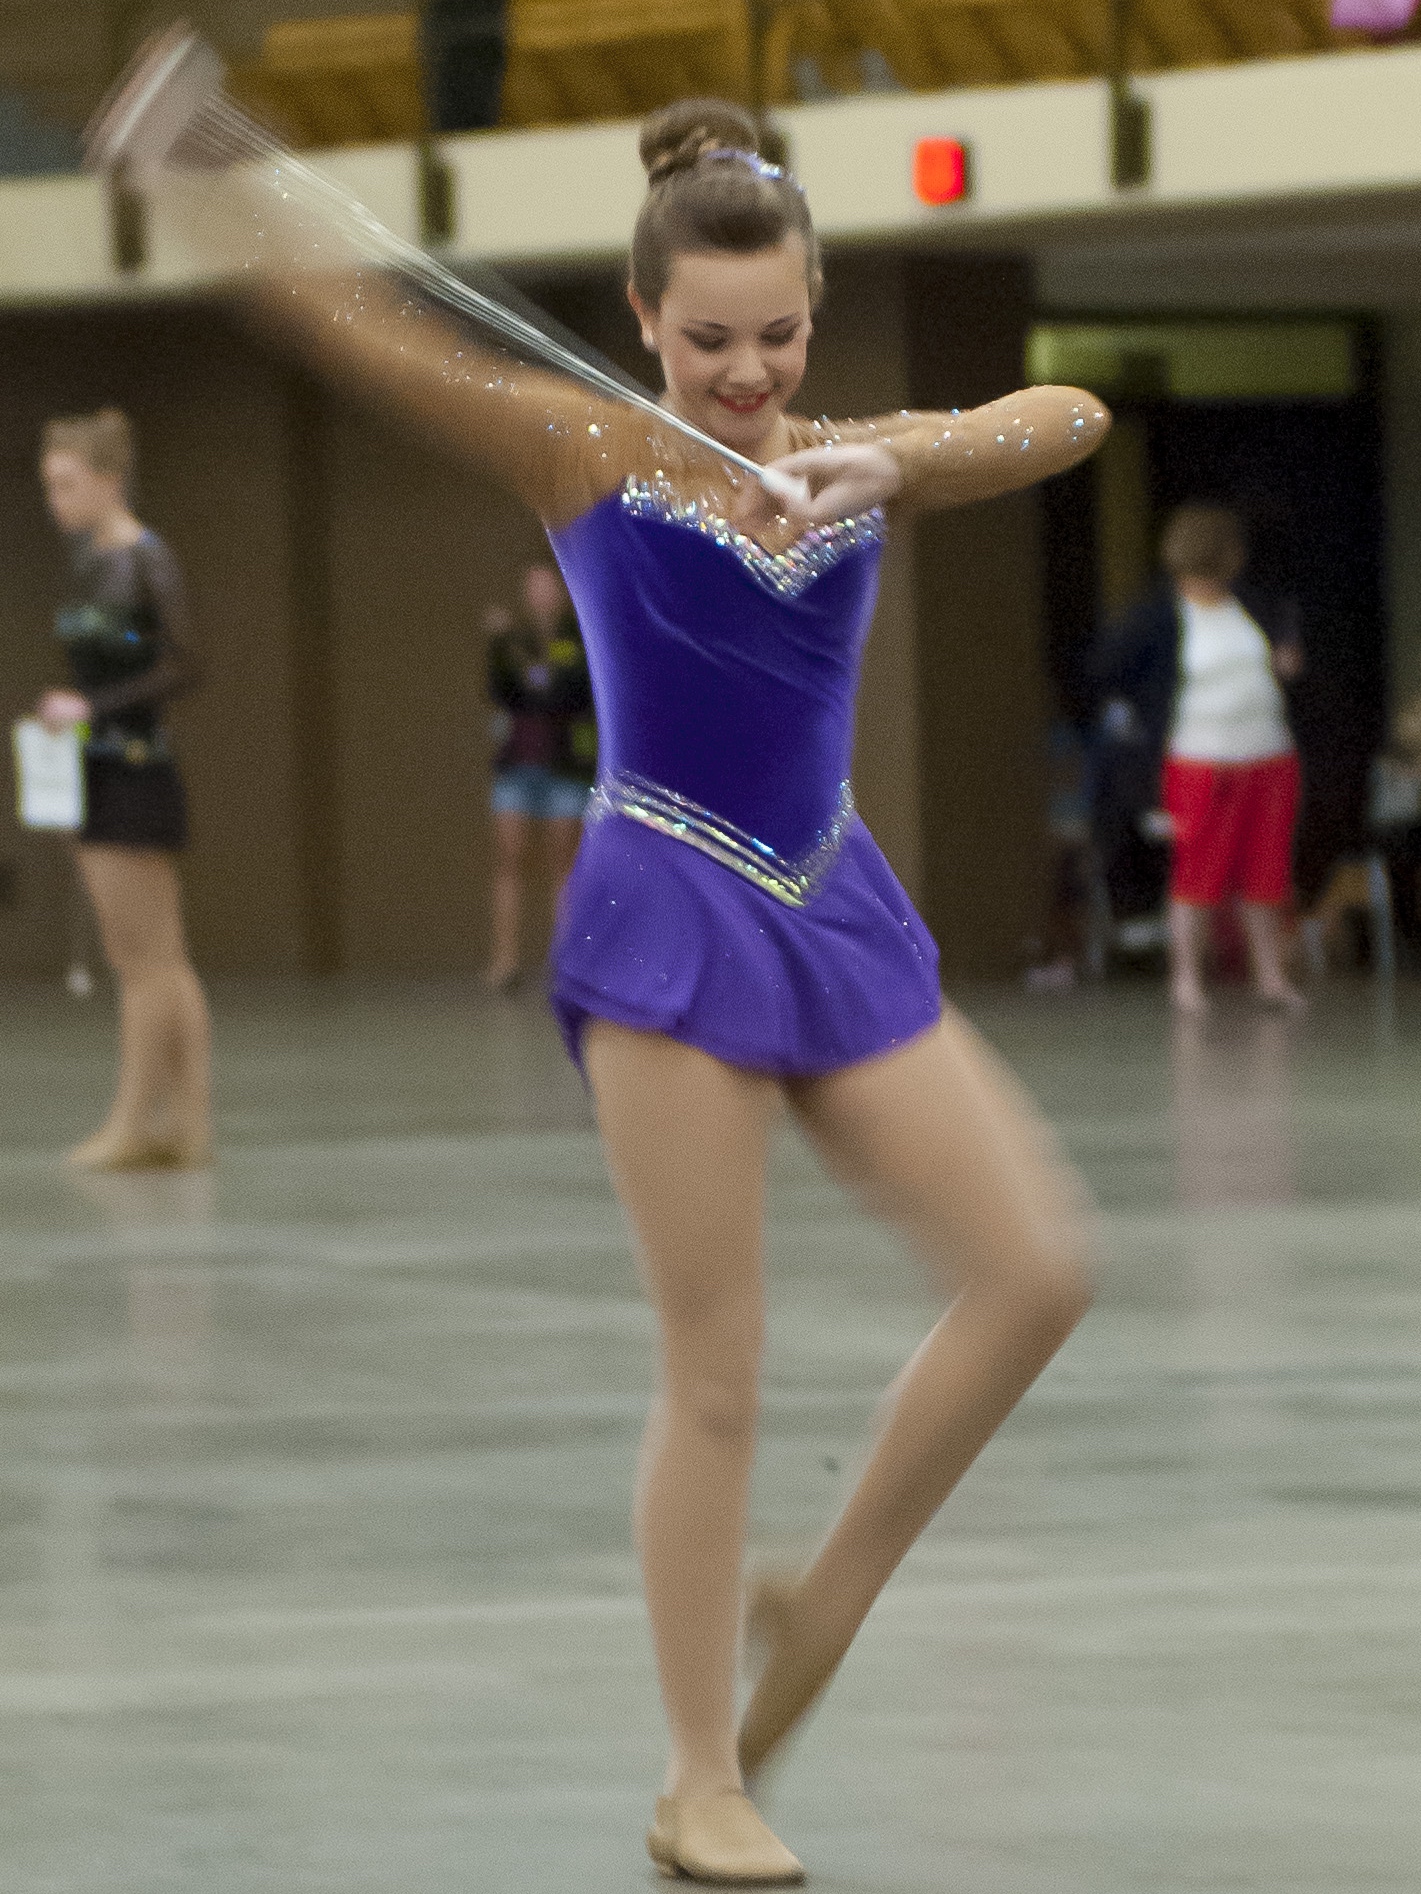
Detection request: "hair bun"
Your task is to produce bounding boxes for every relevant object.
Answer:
[640,98,760,187]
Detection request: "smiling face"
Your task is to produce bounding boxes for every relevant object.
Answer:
[629,237,814,461]
[40,450,122,537]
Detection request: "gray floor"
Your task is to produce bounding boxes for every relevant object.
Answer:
[2,975,1419,1892]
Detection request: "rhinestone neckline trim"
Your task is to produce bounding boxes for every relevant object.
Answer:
[621,476,885,601]
[588,768,855,908]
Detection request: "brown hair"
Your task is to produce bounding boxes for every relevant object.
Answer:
[1160,502,1246,586]
[40,407,135,489]
[630,99,821,309]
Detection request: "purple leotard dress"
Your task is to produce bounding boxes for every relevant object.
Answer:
[546,475,942,1075]
[244,264,1104,1073]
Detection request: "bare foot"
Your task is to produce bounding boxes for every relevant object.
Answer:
[482,962,520,993]
[67,1130,212,1172]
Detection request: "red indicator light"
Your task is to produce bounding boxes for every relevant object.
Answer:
[913,137,970,205]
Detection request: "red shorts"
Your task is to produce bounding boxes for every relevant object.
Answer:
[1163,751,1300,907]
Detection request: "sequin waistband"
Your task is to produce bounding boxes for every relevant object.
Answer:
[587,769,855,909]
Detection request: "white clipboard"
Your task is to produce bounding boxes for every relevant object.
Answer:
[12,719,86,831]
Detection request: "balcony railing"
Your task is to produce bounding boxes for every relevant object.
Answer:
[224,0,1416,149]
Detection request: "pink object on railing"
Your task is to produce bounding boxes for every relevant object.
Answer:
[1331,0,1418,30]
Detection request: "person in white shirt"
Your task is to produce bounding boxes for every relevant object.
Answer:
[1092,503,1304,1015]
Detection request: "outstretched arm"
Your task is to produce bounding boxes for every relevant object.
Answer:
[245,267,648,528]
[762,386,1111,525]
[162,165,664,527]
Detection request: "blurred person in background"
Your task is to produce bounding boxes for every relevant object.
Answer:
[484,562,595,989]
[1092,502,1304,1015]
[33,408,211,1169]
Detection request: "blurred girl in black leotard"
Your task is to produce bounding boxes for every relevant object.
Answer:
[34,408,212,1170]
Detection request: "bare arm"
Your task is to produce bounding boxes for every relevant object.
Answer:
[761,387,1111,526]
[866,386,1110,510]
[164,165,678,527]
[245,268,654,527]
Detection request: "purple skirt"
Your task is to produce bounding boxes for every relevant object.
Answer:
[549,812,942,1077]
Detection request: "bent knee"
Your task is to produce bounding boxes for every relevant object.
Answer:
[1012,1235,1094,1339]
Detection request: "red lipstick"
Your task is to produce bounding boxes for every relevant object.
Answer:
[716,390,771,415]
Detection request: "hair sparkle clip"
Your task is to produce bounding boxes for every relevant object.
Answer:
[703,146,799,188]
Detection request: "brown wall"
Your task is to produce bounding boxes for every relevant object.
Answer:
[906,252,1051,979]
[800,250,922,900]
[322,405,547,971]
[1,246,1049,985]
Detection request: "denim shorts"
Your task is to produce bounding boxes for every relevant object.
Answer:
[491,763,592,822]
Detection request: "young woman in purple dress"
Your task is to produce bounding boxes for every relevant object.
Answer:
[138,72,1111,1882]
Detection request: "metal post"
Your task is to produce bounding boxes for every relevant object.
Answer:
[1108,0,1150,189]
[418,139,456,246]
[108,163,147,273]
[747,0,791,168]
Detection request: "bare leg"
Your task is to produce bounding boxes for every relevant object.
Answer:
[1240,900,1305,1009]
[739,1012,1092,1777]
[1168,899,1211,1016]
[71,846,212,1169]
[486,809,529,987]
[585,1021,776,1797]
[584,1022,803,1882]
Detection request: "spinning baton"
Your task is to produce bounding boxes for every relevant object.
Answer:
[86,26,814,513]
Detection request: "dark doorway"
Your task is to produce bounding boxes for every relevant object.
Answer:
[1044,362,1387,912]
[1147,394,1386,903]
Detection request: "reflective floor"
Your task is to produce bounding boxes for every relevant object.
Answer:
[2,977,1419,1892]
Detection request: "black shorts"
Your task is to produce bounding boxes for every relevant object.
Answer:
[80,752,188,852]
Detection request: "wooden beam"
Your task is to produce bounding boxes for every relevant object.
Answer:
[692,7,753,99]
[992,7,1091,79]
[1292,0,1341,51]
[1029,0,1103,71]
[229,0,1386,149]
[911,0,1063,12]
[835,0,942,89]
[1201,0,1291,57]
[545,43,635,120]
[763,0,838,100]
[1133,0,1233,67]
[1186,0,1251,60]
[511,0,743,54]
[498,53,567,127]
[919,7,1014,84]
[1046,0,1110,72]
[639,46,699,106]
[262,14,419,71]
